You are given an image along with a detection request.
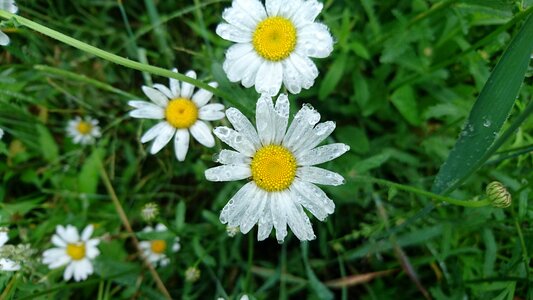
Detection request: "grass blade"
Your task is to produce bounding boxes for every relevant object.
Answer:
[431,13,533,194]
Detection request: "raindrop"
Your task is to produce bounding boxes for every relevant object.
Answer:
[483,118,491,128]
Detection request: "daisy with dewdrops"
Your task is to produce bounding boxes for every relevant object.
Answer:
[0,0,18,46]
[205,94,349,242]
[139,223,180,267]
[216,0,333,95]
[66,116,101,145]
[128,69,225,161]
[0,228,21,271]
[42,224,100,282]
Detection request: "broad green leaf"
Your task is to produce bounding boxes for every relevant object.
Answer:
[175,200,186,232]
[78,147,105,194]
[36,124,58,162]
[432,15,533,194]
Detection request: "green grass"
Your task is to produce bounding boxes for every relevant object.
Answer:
[0,0,532,299]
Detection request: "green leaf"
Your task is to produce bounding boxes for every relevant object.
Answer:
[175,200,186,232]
[319,53,347,101]
[390,85,422,126]
[36,124,58,162]
[432,14,533,194]
[301,242,334,300]
[78,147,105,194]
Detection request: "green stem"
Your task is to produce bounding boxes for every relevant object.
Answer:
[0,11,235,103]
[246,233,254,293]
[352,176,491,208]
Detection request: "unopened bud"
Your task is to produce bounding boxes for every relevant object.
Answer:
[486,181,511,208]
[141,202,159,222]
[185,266,201,282]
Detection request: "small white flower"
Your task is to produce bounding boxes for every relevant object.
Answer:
[139,223,180,267]
[0,0,18,46]
[0,128,4,140]
[205,94,349,242]
[66,116,101,145]
[42,224,100,282]
[0,229,20,271]
[184,266,200,282]
[216,0,333,96]
[129,69,225,161]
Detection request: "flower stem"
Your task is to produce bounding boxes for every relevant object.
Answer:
[0,11,235,103]
[352,176,491,208]
[98,159,172,300]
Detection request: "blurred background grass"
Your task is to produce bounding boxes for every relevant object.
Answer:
[0,0,532,299]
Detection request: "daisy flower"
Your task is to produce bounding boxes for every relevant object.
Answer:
[0,0,18,46]
[128,69,225,161]
[42,224,100,282]
[0,229,20,271]
[139,223,180,267]
[205,94,349,242]
[66,116,101,145]
[216,0,333,96]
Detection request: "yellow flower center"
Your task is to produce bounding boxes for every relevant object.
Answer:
[165,98,198,129]
[150,240,167,254]
[66,243,86,261]
[252,16,297,61]
[251,145,297,192]
[76,121,93,135]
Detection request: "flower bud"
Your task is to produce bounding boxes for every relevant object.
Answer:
[141,203,159,222]
[486,181,511,208]
[185,266,201,282]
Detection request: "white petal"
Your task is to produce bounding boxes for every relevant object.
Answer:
[170,68,181,97]
[219,182,256,224]
[214,149,251,166]
[64,263,75,281]
[216,23,252,43]
[222,6,258,31]
[273,94,290,144]
[255,61,283,96]
[213,126,257,157]
[0,30,10,46]
[73,259,93,281]
[51,234,67,248]
[266,0,283,16]
[294,121,336,155]
[61,225,80,244]
[0,232,7,247]
[297,143,350,166]
[150,123,176,154]
[287,53,319,91]
[205,165,251,182]
[199,103,225,121]
[282,58,304,94]
[234,0,267,22]
[240,56,263,88]
[155,223,167,232]
[174,129,190,161]
[129,103,165,119]
[225,43,254,61]
[283,192,314,241]
[48,254,71,269]
[153,84,174,99]
[86,245,100,259]
[291,179,334,221]
[296,23,334,58]
[0,259,20,271]
[142,86,169,107]
[257,195,274,241]
[297,166,345,186]
[277,0,302,19]
[192,82,218,107]
[80,225,94,241]
[181,70,197,99]
[239,191,267,234]
[255,95,276,145]
[140,122,168,143]
[223,51,261,83]
[271,192,288,242]
[226,108,261,148]
[292,0,323,25]
[283,104,321,151]
[190,121,215,147]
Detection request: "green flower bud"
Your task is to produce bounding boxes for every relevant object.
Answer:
[486,181,511,208]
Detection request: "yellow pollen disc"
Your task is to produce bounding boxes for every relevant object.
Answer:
[251,145,297,192]
[150,240,167,254]
[165,98,198,129]
[252,16,297,61]
[66,243,86,260]
[76,121,93,135]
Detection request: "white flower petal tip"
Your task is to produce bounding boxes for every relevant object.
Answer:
[66,116,102,145]
[42,224,100,282]
[130,69,225,161]
[208,95,347,241]
[217,0,333,95]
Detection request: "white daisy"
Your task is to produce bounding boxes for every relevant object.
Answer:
[205,94,349,242]
[128,69,225,161]
[0,0,18,46]
[42,224,100,282]
[139,223,180,267]
[0,229,21,271]
[216,0,333,96]
[66,116,101,145]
